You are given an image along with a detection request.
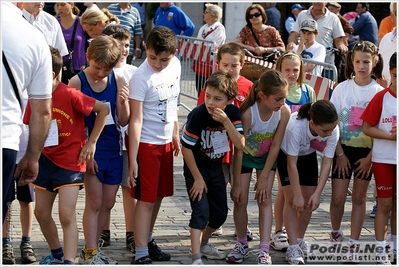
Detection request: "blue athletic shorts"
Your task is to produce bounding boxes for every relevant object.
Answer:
[95,156,123,185]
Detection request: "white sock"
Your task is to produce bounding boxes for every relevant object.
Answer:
[391,234,397,250]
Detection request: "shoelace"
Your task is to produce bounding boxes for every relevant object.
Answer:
[231,243,247,255]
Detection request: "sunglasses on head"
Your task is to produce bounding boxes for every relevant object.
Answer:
[249,12,261,19]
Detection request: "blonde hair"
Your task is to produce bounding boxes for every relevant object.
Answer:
[87,35,121,69]
[205,3,223,22]
[81,8,119,26]
[275,50,306,85]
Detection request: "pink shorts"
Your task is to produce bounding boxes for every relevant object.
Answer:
[129,142,174,203]
[373,162,396,198]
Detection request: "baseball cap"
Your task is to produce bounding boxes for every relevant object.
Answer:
[291,4,305,11]
[301,19,318,32]
[327,2,341,8]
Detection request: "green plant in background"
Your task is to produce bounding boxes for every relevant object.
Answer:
[146,2,159,20]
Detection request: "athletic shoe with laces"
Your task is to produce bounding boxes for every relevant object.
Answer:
[78,248,85,264]
[370,204,377,218]
[374,249,391,265]
[246,228,254,241]
[270,229,289,251]
[255,250,272,265]
[200,242,226,260]
[285,245,304,265]
[325,231,344,257]
[191,258,204,265]
[298,240,310,258]
[342,241,359,264]
[126,234,135,253]
[212,227,223,237]
[225,242,249,263]
[85,253,109,265]
[131,255,152,265]
[98,246,118,264]
[20,242,36,263]
[2,243,15,265]
[148,239,171,261]
[98,231,111,247]
[39,254,64,265]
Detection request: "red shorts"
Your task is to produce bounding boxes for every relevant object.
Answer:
[129,142,174,203]
[373,162,396,198]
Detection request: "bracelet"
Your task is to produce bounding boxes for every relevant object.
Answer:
[135,48,141,51]
[336,152,345,157]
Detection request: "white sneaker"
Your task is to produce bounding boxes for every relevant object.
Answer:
[255,250,272,265]
[375,250,391,265]
[298,240,309,258]
[225,242,249,263]
[285,245,304,265]
[97,247,118,264]
[342,241,359,264]
[270,229,289,251]
[200,242,226,260]
[325,230,344,257]
[212,227,223,237]
[84,253,108,265]
[192,258,204,265]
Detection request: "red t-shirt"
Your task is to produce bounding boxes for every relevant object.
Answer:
[24,83,96,172]
[196,75,253,164]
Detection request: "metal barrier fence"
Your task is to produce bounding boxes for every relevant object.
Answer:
[176,35,217,112]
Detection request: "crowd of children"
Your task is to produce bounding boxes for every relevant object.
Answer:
[4,11,397,266]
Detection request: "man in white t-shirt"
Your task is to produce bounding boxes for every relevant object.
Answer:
[379,27,397,87]
[22,2,68,57]
[2,2,52,223]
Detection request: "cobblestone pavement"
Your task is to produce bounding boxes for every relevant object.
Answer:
[6,59,379,265]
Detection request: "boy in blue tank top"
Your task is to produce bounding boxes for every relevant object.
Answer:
[68,34,130,265]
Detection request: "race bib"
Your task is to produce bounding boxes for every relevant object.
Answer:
[211,131,230,154]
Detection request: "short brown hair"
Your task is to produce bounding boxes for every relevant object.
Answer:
[217,42,245,64]
[204,70,237,100]
[146,26,177,56]
[49,46,63,77]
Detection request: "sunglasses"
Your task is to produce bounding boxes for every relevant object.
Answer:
[249,12,261,19]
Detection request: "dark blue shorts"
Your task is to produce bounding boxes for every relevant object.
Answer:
[95,156,123,185]
[11,173,35,203]
[277,149,319,187]
[33,154,84,192]
[3,149,17,223]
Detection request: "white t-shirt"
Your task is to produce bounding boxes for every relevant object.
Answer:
[293,7,345,65]
[330,78,383,148]
[22,8,68,56]
[2,2,53,151]
[128,56,181,144]
[379,27,397,86]
[293,41,326,76]
[114,64,138,150]
[280,112,339,158]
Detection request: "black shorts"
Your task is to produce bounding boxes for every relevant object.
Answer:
[241,165,276,174]
[11,171,35,203]
[331,144,372,181]
[277,149,319,187]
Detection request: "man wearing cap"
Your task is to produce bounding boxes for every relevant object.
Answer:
[287,2,347,84]
[282,3,305,45]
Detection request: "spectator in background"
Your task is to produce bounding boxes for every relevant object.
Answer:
[22,2,68,57]
[80,8,120,39]
[352,3,378,45]
[265,3,281,32]
[326,2,354,83]
[194,3,226,96]
[132,3,146,35]
[379,27,397,88]
[56,2,87,84]
[154,2,195,37]
[378,2,397,45]
[107,2,142,65]
[282,3,305,45]
[83,2,99,14]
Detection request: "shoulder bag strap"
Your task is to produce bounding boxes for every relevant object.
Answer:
[203,26,219,39]
[69,18,79,57]
[2,51,22,110]
[249,26,261,47]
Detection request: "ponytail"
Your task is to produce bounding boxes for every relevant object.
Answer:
[297,100,338,125]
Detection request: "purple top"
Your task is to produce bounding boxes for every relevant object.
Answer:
[58,16,87,70]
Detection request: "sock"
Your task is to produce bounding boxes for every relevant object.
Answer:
[135,247,149,261]
[200,239,209,247]
[392,234,397,250]
[3,237,11,245]
[297,238,303,244]
[84,247,98,260]
[63,259,75,265]
[349,238,359,244]
[148,232,153,243]
[332,229,342,234]
[191,253,201,263]
[51,247,64,261]
[238,236,248,247]
[376,240,386,249]
[260,242,270,253]
[21,236,31,244]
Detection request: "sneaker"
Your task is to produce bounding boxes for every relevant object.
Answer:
[375,249,391,265]
[98,231,111,247]
[270,229,289,251]
[298,240,309,258]
[370,204,377,218]
[98,246,118,264]
[200,242,226,260]
[39,255,64,265]
[78,248,85,265]
[148,239,171,261]
[325,231,344,257]
[2,244,15,265]
[126,234,135,253]
[342,241,359,264]
[226,242,249,263]
[212,227,223,237]
[85,253,108,265]
[247,228,254,241]
[285,245,304,265]
[131,255,152,265]
[191,258,204,265]
[256,250,272,265]
[20,242,36,263]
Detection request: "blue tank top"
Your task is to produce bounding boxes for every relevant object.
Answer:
[285,84,310,111]
[79,71,122,158]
